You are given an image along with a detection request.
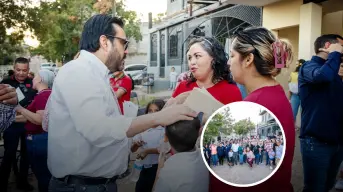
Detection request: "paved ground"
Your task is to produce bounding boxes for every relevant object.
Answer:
[211,162,276,185]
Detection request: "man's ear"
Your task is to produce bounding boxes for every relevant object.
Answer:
[99,35,108,51]
[324,42,331,49]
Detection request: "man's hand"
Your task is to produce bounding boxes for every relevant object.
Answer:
[155,104,197,127]
[0,84,17,105]
[163,91,191,109]
[319,43,343,54]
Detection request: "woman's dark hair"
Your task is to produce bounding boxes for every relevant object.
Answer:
[186,36,234,85]
[295,59,305,72]
[80,14,124,52]
[145,99,165,114]
[232,27,293,77]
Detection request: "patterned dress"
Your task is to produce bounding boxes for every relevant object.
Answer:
[0,103,15,132]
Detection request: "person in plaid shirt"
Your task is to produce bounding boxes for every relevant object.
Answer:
[0,84,17,131]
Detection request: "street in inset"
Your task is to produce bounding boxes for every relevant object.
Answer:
[201,101,285,186]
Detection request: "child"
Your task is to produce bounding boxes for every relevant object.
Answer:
[168,67,178,91]
[275,140,283,165]
[153,114,209,192]
[268,148,276,170]
[131,99,165,192]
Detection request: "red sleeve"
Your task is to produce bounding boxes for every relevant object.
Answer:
[172,81,186,97]
[221,84,243,104]
[35,93,50,111]
[118,76,132,93]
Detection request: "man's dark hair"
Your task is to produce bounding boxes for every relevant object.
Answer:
[314,34,343,54]
[79,14,124,52]
[8,70,14,76]
[165,118,201,152]
[14,57,29,65]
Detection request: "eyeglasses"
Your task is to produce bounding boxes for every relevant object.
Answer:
[105,35,129,50]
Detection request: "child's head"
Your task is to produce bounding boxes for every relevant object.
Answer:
[145,99,165,114]
[165,118,201,153]
[230,149,233,152]
[246,147,250,152]
[171,67,175,72]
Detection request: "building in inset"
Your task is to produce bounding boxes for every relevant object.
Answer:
[257,110,281,139]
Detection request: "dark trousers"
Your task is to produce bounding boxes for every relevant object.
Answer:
[26,133,51,192]
[49,176,117,192]
[265,151,270,165]
[300,137,343,192]
[135,164,158,192]
[0,124,29,191]
[255,154,260,165]
[218,155,224,165]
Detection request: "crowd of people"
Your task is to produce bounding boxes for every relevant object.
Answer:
[0,13,342,192]
[204,136,284,170]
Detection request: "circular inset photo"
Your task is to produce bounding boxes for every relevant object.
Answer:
[200,101,286,187]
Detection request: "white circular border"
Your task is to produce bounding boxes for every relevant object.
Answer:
[200,101,287,188]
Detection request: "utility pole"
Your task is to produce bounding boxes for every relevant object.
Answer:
[112,0,116,16]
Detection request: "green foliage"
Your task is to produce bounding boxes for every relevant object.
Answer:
[0,0,36,65]
[30,0,142,62]
[205,113,223,137]
[219,107,234,135]
[153,12,166,24]
[233,118,255,137]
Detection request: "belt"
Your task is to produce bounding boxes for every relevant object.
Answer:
[56,175,118,185]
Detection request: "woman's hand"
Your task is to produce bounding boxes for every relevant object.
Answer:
[15,105,24,113]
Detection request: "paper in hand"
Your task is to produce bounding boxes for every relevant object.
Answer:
[183,87,224,114]
[16,87,25,102]
[123,101,139,117]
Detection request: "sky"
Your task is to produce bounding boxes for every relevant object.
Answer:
[126,0,167,21]
[219,101,264,125]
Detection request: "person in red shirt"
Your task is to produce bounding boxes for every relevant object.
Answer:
[15,69,55,192]
[224,26,295,192]
[110,71,133,114]
[172,36,242,104]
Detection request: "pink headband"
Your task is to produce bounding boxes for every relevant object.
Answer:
[272,40,288,69]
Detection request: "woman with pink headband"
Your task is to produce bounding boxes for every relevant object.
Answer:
[210,27,295,192]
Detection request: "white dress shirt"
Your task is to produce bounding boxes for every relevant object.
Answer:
[232,143,239,152]
[47,50,133,178]
[133,126,164,167]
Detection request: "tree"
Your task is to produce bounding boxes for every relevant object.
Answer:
[153,12,166,24]
[31,0,142,63]
[204,113,223,141]
[0,0,38,65]
[93,0,142,42]
[233,118,255,138]
[219,107,234,135]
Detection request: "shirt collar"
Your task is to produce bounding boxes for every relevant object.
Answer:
[311,55,326,65]
[79,50,111,79]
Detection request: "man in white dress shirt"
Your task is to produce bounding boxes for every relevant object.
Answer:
[47,14,196,192]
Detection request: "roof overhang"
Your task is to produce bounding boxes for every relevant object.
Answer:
[223,0,283,6]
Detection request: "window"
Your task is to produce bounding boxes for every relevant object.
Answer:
[169,34,178,57]
[151,33,157,61]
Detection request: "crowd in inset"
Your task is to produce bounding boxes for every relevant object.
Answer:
[204,135,284,171]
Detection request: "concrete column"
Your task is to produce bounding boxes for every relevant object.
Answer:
[157,30,161,77]
[298,2,322,60]
[322,11,343,35]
